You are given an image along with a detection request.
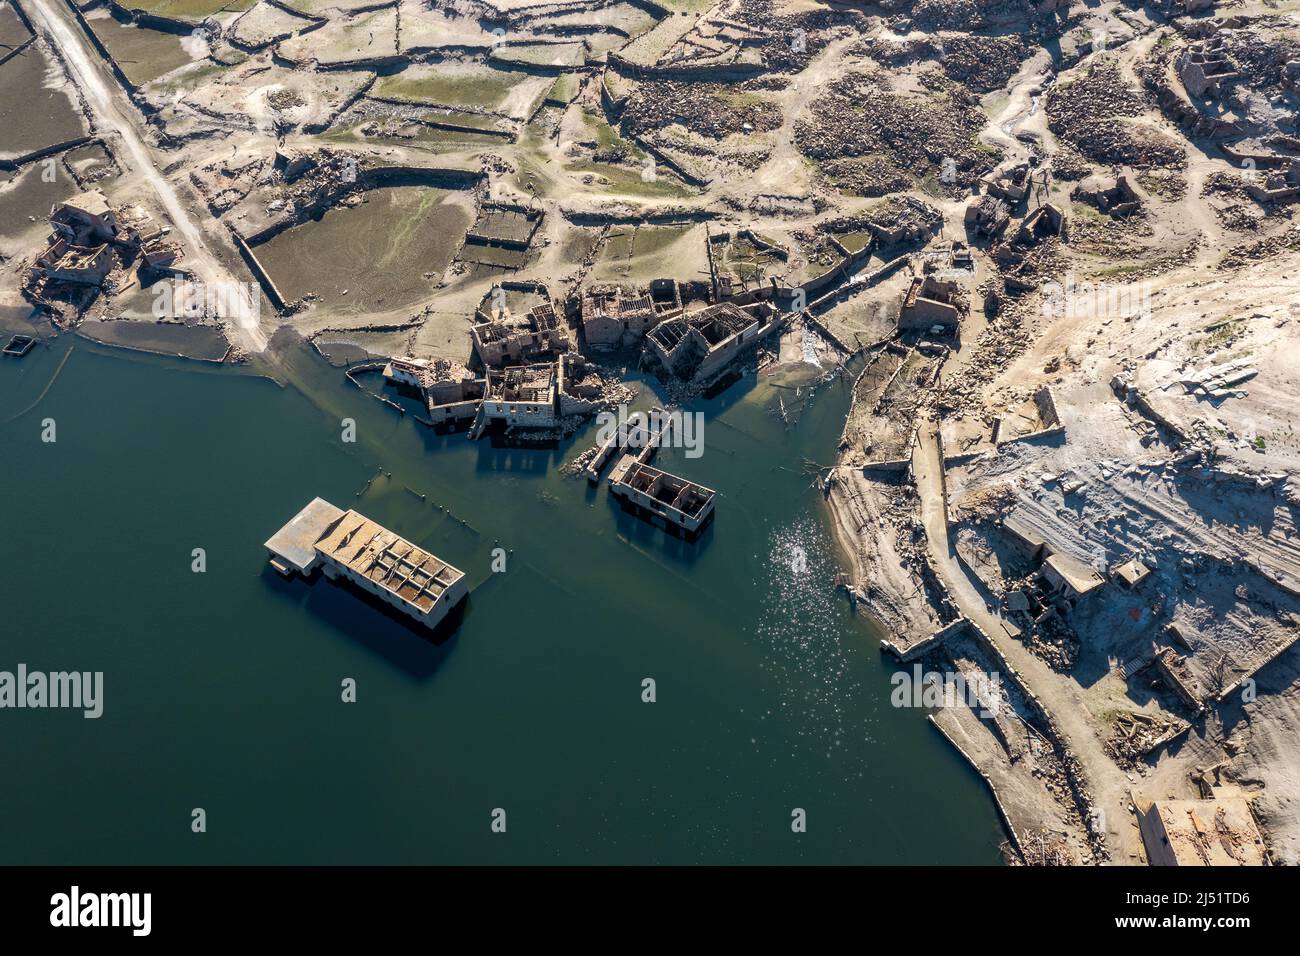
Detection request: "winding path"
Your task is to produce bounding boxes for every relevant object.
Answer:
[911,423,1147,863]
[26,0,268,351]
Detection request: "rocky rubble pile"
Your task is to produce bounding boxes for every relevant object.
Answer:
[731,0,867,73]
[794,71,999,189]
[937,293,1039,417]
[1105,711,1189,770]
[1202,170,1253,200]
[907,0,989,33]
[939,32,1030,93]
[819,156,915,197]
[817,196,944,245]
[1135,168,1187,201]
[267,89,306,111]
[1048,144,1093,181]
[480,154,515,176]
[1023,608,1081,670]
[1047,59,1184,167]
[1218,224,1300,269]
[1048,60,1145,126]
[271,150,364,217]
[622,81,782,142]
[1013,828,1075,866]
[1202,171,1265,231]
[856,30,1028,92]
[1073,122,1186,168]
[794,230,845,269]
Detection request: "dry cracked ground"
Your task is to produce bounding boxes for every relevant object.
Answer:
[3,0,1300,865]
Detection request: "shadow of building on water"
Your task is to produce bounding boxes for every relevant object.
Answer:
[261,565,466,680]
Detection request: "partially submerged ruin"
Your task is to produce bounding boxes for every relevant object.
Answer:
[383,356,484,426]
[265,498,468,631]
[609,457,716,539]
[578,282,680,350]
[469,363,559,437]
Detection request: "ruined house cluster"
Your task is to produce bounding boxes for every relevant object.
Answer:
[960,156,1067,295]
[573,275,781,384]
[644,301,778,381]
[374,265,786,540]
[22,189,183,314]
[1159,23,1300,207]
[383,292,620,436]
[384,267,783,444]
[578,280,679,350]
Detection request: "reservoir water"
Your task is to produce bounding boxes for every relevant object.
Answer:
[0,335,1003,863]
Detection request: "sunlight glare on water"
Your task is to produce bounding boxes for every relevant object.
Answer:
[756,515,870,766]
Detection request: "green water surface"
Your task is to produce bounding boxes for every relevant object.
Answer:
[0,336,1003,864]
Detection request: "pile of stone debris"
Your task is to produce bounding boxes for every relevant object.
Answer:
[819,157,915,197]
[1048,144,1093,182]
[1024,608,1081,671]
[938,33,1030,93]
[996,233,1067,292]
[1047,59,1144,128]
[793,71,998,190]
[623,81,783,142]
[904,0,995,34]
[730,0,866,73]
[1218,224,1300,269]
[1047,59,1185,168]
[560,443,601,477]
[1010,829,1074,866]
[268,149,366,220]
[1105,710,1189,769]
[937,295,1037,417]
[854,28,1031,94]
[1071,122,1186,169]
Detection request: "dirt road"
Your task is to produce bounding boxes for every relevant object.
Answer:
[745,33,861,199]
[26,0,269,351]
[911,423,1147,863]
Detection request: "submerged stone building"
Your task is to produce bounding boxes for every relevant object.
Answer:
[265,498,469,630]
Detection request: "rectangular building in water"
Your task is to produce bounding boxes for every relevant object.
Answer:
[608,458,716,538]
[265,498,468,630]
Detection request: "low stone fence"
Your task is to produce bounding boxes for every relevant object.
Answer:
[231,232,286,313]
[60,0,139,95]
[607,51,766,82]
[0,34,35,67]
[881,616,970,662]
[0,135,96,171]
